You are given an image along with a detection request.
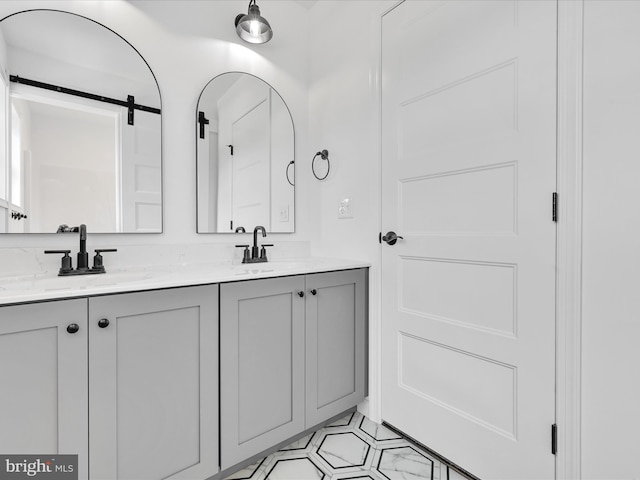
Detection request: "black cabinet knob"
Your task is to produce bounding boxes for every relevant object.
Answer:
[297,291,305,298]
[66,323,80,334]
[310,289,317,295]
[98,318,110,328]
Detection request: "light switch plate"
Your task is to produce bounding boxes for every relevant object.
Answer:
[279,205,289,222]
[338,198,353,219]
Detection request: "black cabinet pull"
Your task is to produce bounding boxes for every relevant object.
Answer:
[98,318,110,328]
[310,289,317,295]
[297,291,305,298]
[66,323,80,334]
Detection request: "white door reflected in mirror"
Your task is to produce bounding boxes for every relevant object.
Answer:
[0,10,162,233]
[197,73,295,234]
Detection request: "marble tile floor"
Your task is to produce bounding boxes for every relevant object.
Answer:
[223,411,471,480]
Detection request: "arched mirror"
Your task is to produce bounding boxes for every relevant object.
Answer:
[196,73,294,234]
[0,10,162,233]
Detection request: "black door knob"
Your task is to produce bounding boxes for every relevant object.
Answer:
[310,289,317,295]
[66,323,80,334]
[98,318,110,328]
[381,231,404,246]
[298,291,305,298]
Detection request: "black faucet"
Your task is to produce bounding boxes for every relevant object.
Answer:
[252,226,266,260]
[235,226,272,263]
[77,224,89,270]
[45,224,117,276]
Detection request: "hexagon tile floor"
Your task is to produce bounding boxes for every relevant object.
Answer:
[223,411,469,480]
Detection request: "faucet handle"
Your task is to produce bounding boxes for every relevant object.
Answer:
[235,244,251,263]
[44,250,73,275]
[92,248,118,273]
[259,244,274,261]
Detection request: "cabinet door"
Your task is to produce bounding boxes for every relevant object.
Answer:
[305,269,366,426]
[0,299,88,479]
[89,286,218,480]
[220,276,305,470]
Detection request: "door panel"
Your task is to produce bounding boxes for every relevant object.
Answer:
[305,269,366,426]
[220,276,305,470]
[89,286,218,480]
[121,109,162,232]
[232,98,270,230]
[381,1,557,478]
[0,299,88,479]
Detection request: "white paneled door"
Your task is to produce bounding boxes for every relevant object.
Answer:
[121,109,162,232]
[381,1,557,479]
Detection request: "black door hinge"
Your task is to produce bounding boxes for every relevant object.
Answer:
[552,192,558,222]
[551,424,558,455]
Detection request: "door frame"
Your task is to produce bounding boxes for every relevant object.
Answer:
[556,1,584,479]
[371,1,584,479]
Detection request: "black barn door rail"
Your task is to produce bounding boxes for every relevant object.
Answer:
[9,74,161,125]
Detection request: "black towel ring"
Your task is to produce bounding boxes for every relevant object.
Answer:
[312,149,330,181]
[286,160,295,186]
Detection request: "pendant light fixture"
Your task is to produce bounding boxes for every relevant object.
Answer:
[235,0,273,44]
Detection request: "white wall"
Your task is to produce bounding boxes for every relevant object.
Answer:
[582,2,640,478]
[307,0,396,420]
[0,0,314,271]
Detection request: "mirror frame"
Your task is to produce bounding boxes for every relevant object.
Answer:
[0,9,164,234]
[195,71,295,234]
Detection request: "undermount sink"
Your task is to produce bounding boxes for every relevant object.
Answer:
[231,260,309,276]
[0,276,83,293]
[233,266,276,276]
[85,269,160,286]
[0,268,166,294]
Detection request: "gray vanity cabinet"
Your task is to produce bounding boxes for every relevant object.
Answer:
[88,285,219,480]
[220,268,367,471]
[220,275,306,470]
[0,299,89,478]
[305,268,366,426]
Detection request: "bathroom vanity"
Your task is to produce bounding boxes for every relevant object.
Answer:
[220,269,366,470]
[0,260,368,480]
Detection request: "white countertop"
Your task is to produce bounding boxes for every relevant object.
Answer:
[0,258,370,306]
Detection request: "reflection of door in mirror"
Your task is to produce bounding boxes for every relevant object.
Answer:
[197,120,219,231]
[0,72,8,233]
[197,73,294,234]
[231,96,270,232]
[217,77,272,232]
[8,102,26,233]
[0,10,163,233]
[121,109,162,232]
